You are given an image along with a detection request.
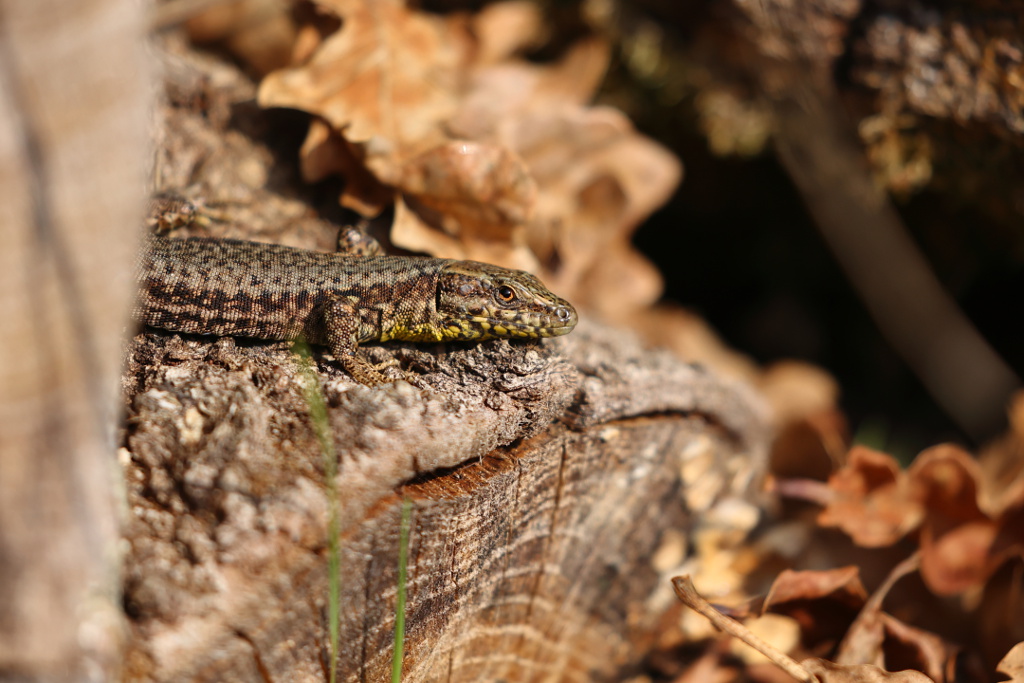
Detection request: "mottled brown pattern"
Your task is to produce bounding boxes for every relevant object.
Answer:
[134,236,578,384]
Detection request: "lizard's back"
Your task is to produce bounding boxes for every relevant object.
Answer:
[134,236,446,345]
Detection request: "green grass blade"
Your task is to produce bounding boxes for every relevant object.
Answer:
[293,341,340,683]
[392,497,413,683]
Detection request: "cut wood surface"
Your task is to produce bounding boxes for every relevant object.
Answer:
[121,320,768,681]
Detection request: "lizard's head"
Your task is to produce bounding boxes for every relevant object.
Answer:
[436,261,578,341]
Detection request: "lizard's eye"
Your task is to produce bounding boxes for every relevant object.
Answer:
[496,285,516,302]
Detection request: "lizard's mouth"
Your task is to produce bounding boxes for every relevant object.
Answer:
[466,303,578,339]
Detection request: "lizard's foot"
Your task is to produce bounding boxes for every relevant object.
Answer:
[343,355,422,386]
[147,191,234,233]
[336,224,384,257]
[371,358,401,371]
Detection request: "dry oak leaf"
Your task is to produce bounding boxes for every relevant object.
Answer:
[450,37,681,315]
[763,566,868,612]
[729,613,802,667]
[672,575,935,683]
[762,567,869,653]
[761,361,846,481]
[758,361,841,430]
[801,659,934,683]
[998,641,1024,683]
[399,142,535,235]
[470,0,546,66]
[387,40,613,274]
[976,566,1024,674]
[396,36,681,310]
[978,390,1024,515]
[389,141,540,272]
[184,0,297,75]
[258,0,473,190]
[817,446,923,547]
[818,443,1024,595]
[516,105,679,317]
[448,36,611,141]
[298,119,393,215]
[259,0,681,315]
[833,559,911,673]
[821,556,957,682]
[909,444,1004,595]
[769,408,849,482]
[875,613,957,683]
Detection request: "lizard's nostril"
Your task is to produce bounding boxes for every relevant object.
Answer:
[556,306,572,322]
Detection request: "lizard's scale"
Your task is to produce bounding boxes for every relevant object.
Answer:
[134,235,578,384]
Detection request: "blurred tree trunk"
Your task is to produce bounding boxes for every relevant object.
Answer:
[0,0,149,679]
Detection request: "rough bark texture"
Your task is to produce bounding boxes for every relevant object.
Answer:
[121,319,768,681]
[0,0,148,680]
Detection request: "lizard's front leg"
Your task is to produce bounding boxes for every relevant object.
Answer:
[323,297,395,386]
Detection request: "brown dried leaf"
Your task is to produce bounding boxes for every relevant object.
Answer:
[571,239,664,319]
[815,441,1023,596]
[300,119,392,215]
[188,0,297,75]
[449,37,611,140]
[763,567,868,612]
[517,106,680,316]
[471,1,546,65]
[909,445,986,529]
[770,411,849,482]
[759,362,841,429]
[918,519,999,595]
[258,0,472,188]
[997,641,1024,683]
[817,439,1024,597]
[624,304,761,382]
[762,362,847,480]
[817,447,923,547]
[396,141,536,245]
[730,614,802,666]
[977,564,1024,672]
[909,445,999,594]
[836,555,921,671]
[977,391,1024,516]
[672,575,818,683]
[258,2,681,317]
[801,659,934,683]
[878,613,957,683]
[449,37,680,312]
[838,605,886,672]
[392,197,539,272]
[992,504,1024,580]
[762,566,869,654]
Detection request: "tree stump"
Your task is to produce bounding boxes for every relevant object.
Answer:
[121,319,768,681]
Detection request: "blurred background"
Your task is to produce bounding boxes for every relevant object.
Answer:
[559,0,1023,455]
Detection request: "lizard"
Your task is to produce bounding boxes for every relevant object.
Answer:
[134,234,578,385]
